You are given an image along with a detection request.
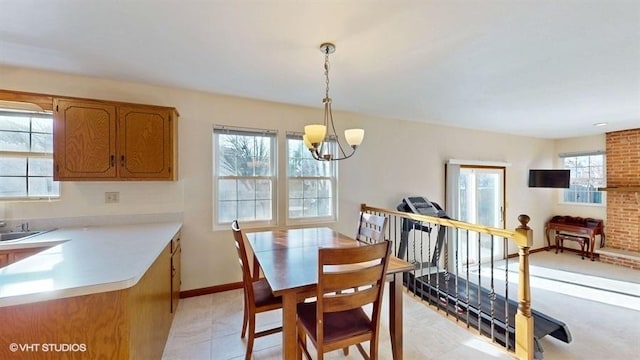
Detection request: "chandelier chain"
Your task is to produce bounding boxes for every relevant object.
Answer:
[324,52,330,99]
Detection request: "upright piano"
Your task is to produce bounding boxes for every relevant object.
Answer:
[545,215,605,261]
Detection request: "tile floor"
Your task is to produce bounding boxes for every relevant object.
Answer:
[162,287,515,359]
[162,250,640,360]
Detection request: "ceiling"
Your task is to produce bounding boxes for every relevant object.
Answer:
[1,0,639,139]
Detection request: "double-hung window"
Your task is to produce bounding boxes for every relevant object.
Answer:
[0,110,59,199]
[561,152,605,205]
[286,133,337,222]
[213,127,277,227]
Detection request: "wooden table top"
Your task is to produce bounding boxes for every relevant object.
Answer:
[246,227,414,296]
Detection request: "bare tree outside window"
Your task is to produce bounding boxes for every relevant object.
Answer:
[214,129,276,225]
[562,153,604,204]
[287,136,336,220]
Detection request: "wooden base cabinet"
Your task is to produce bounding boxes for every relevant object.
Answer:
[0,246,51,269]
[170,232,181,313]
[54,98,178,181]
[0,241,178,359]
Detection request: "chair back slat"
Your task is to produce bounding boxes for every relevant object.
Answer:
[356,212,388,244]
[323,287,380,313]
[320,242,388,264]
[323,265,385,291]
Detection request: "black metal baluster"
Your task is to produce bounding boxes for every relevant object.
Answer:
[477,231,482,336]
[465,229,470,328]
[489,234,496,343]
[504,236,511,350]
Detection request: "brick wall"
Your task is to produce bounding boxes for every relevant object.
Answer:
[605,128,640,253]
[600,254,640,269]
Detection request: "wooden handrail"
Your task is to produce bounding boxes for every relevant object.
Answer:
[361,204,517,238]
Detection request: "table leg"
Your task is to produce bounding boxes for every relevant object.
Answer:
[590,235,596,261]
[389,272,403,360]
[282,293,298,360]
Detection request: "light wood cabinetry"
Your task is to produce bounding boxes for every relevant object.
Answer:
[0,246,50,268]
[0,233,180,359]
[53,99,117,179]
[0,252,8,268]
[53,98,178,181]
[170,231,181,313]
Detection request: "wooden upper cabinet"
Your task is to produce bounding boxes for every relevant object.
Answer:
[54,99,117,179]
[53,98,178,181]
[118,105,175,179]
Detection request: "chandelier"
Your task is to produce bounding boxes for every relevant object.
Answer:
[303,42,364,161]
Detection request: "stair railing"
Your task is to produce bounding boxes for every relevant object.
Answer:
[360,204,533,360]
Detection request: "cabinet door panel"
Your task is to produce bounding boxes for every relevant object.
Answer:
[118,106,173,179]
[0,252,8,268]
[171,246,181,313]
[54,99,117,179]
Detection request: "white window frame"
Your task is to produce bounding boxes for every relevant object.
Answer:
[559,151,605,206]
[0,110,60,200]
[213,126,277,229]
[286,132,337,225]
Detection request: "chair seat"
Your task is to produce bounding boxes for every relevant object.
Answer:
[297,301,372,344]
[253,278,282,309]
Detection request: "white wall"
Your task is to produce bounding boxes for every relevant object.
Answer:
[1,65,581,290]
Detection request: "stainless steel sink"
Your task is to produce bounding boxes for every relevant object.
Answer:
[0,230,50,242]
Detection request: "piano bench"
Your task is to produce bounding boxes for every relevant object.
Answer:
[555,233,589,260]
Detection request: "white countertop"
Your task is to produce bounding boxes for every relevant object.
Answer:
[0,221,182,307]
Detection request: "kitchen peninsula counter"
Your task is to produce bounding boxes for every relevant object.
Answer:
[0,221,182,359]
[0,221,182,307]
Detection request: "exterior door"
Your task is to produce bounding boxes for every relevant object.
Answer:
[446,160,508,265]
[458,167,505,264]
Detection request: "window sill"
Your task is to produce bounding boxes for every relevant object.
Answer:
[557,201,605,208]
[597,187,640,192]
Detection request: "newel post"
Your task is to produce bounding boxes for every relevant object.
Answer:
[514,214,534,360]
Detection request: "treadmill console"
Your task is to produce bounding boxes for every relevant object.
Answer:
[402,196,438,216]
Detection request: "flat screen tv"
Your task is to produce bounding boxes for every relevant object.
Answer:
[528,169,570,188]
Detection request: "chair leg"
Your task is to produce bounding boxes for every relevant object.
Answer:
[298,326,311,360]
[245,313,256,360]
[370,336,379,360]
[241,295,248,338]
[356,343,369,359]
[342,346,349,355]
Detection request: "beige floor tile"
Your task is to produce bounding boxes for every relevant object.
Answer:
[163,251,640,360]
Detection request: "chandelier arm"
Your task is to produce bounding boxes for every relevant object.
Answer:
[324,146,357,161]
[327,103,350,158]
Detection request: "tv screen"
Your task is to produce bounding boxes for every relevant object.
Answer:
[528,169,570,188]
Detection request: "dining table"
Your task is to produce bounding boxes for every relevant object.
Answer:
[245,227,414,360]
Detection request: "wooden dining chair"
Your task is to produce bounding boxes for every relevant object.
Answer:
[296,240,392,360]
[231,220,283,360]
[356,212,388,244]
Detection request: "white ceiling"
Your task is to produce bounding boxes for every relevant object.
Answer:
[1,0,639,139]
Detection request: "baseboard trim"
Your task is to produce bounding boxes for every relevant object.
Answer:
[180,281,243,298]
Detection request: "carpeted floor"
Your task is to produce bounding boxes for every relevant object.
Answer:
[504,250,640,359]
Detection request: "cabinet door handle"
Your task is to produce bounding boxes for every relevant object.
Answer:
[110,155,115,167]
[120,155,125,167]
